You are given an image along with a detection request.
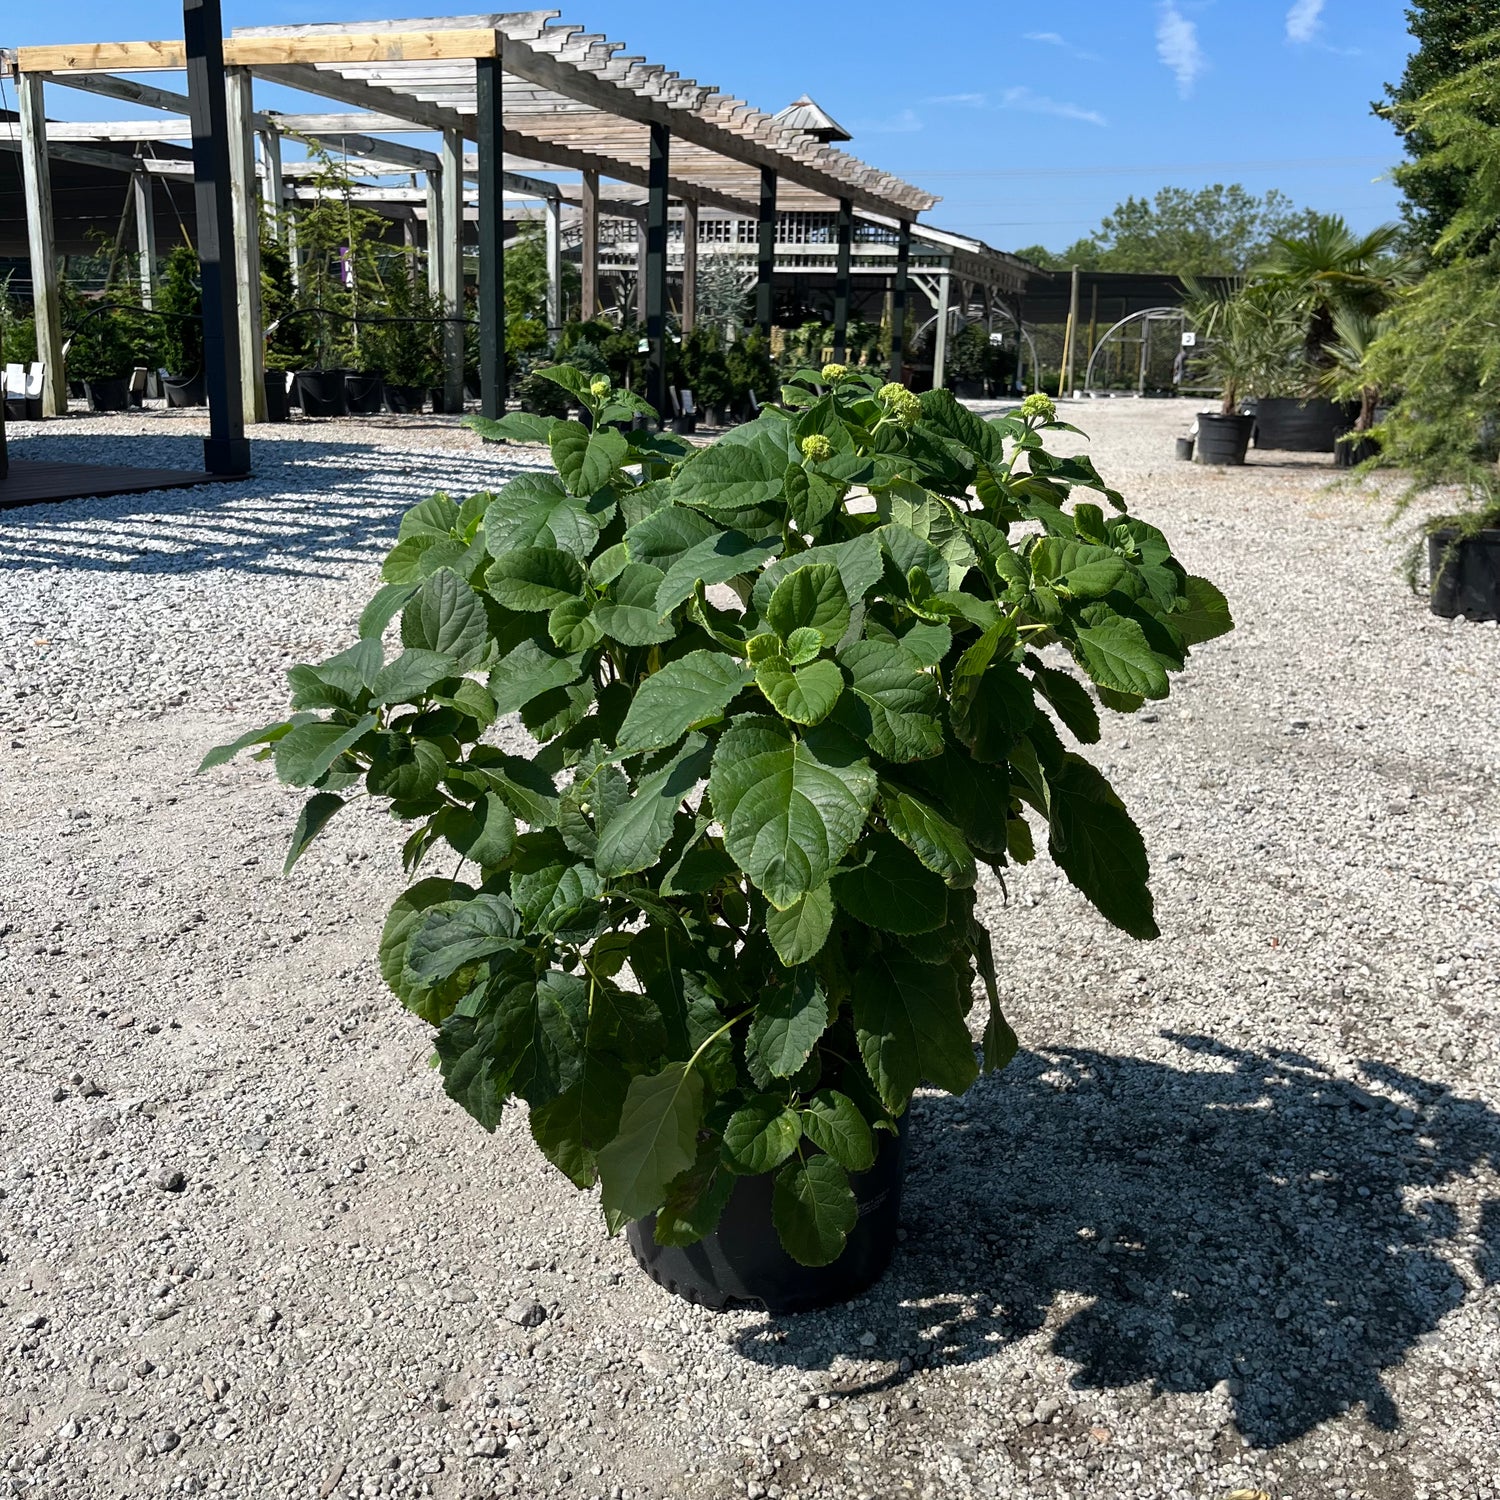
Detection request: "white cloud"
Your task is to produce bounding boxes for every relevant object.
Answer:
[848,108,923,134]
[999,86,1108,128]
[1156,2,1206,97]
[1023,30,1102,62]
[1286,0,1326,43]
[926,91,988,107]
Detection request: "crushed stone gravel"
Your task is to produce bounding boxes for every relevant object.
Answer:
[1,400,1497,1500]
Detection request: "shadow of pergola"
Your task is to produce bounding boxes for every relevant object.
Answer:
[0,431,538,578]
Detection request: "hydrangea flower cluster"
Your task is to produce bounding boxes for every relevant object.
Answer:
[877,382,922,430]
[1020,392,1056,424]
[820,363,849,382]
[799,433,834,463]
[590,376,612,399]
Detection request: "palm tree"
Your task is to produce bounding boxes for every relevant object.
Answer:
[1259,214,1416,369]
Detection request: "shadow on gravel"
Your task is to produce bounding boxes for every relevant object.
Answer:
[0,433,523,577]
[733,1038,1500,1449]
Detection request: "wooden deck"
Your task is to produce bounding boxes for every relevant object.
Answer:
[0,459,244,511]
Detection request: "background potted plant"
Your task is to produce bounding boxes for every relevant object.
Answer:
[204,367,1231,1311]
[1363,31,1500,620]
[1253,215,1413,453]
[370,259,442,414]
[156,244,205,407]
[63,284,136,412]
[1183,279,1299,464]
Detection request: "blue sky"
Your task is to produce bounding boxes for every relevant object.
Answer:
[4,1,1416,250]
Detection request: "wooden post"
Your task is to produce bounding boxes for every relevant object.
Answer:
[440,128,464,413]
[645,121,669,421]
[225,67,264,423]
[183,0,248,474]
[1087,280,1099,386]
[755,165,776,337]
[133,169,157,309]
[635,231,647,325]
[544,192,563,335]
[16,72,66,417]
[476,56,506,420]
[681,197,698,334]
[890,219,910,384]
[257,124,284,242]
[424,166,442,302]
[1063,264,1081,398]
[832,196,853,362]
[932,269,951,392]
[580,168,599,320]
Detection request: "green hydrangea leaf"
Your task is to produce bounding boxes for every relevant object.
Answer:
[800,1090,875,1172]
[764,884,835,966]
[616,650,755,755]
[724,1095,803,1174]
[596,1062,705,1222]
[772,1155,857,1267]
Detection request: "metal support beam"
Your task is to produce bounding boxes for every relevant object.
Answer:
[183,0,249,474]
[932,270,951,393]
[133,170,157,308]
[890,219,910,384]
[257,125,284,243]
[226,67,265,423]
[681,198,698,334]
[475,55,506,420]
[645,122,669,421]
[755,166,776,338]
[440,130,464,413]
[833,196,853,362]
[16,74,66,417]
[580,168,599,321]
[544,192,562,336]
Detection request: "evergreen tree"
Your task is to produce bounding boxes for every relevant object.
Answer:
[1380,2,1500,249]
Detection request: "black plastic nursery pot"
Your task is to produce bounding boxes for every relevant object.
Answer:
[1174,436,1195,462]
[384,382,426,414]
[627,1119,909,1314]
[344,372,386,415]
[295,369,349,418]
[1251,397,1355,454]
[85,377,131,413]
[262,372,290,424]
[427,386,450,414]
[1428,529,1500,622]
[1195,412,1255,466]
[163,371,205,408]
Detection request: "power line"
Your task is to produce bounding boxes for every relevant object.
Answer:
[903,157,1394,179]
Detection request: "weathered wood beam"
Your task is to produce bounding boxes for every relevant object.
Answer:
[16,31,504,75]
[545,193,562,334]
[833,196,853,362]
[258,126,285,242]
[133,170,157,308]
[15,73,66,417]
[756,167,775,337]
[891,220,911,383]
[226,68,265,423]
[476,55,506,420]
[0,133,193,175]
[580,168,598,320]
[440,128,465,413]
[681,197,697,334]
[645,122,668,419]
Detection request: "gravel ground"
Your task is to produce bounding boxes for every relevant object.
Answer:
[2,400,1497,1500]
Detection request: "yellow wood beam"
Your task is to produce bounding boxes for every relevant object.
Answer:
[16,30,501,74]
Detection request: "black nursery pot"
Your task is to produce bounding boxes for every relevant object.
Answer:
[1251,396,1356,453]
[627,1118,910,1314]
[384,382,427,414]
[262,371,290,424]
[163,371,205,408]
[295,369,348,418]
[85,377,131,413]
[1174,436,1195,462]
[1195,412,1255,466]
[1428,529,1500,623]
[344,372,386,415]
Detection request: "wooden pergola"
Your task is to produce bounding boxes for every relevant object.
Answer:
[6,7,946,475]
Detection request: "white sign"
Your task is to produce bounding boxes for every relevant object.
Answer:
[1181,331,1197,347]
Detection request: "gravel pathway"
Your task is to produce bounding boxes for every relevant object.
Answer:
[2,401,1497,1500]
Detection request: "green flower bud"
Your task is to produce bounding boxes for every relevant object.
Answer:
[877,381,922,429]
[589,376,611,398]
[820,363,849,382]
[799,433,834,463]
[1021,392,1056,424]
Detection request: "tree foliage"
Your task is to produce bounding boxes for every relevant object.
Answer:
[204,369,1231,1267]
[1380,3,1500,250]
[1028,185,1319,276]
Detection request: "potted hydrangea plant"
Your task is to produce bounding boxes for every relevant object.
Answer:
[203,366,1231,1311]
